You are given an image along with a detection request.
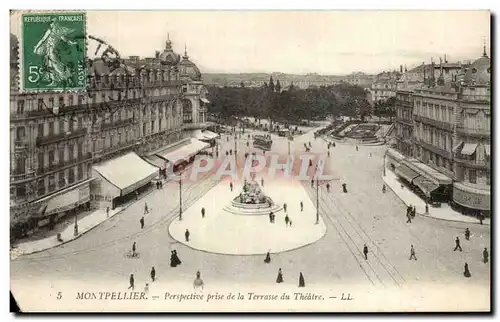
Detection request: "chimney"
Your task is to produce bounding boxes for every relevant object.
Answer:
[400,65,403,73]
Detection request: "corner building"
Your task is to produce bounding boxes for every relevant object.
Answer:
[10,34,210,236]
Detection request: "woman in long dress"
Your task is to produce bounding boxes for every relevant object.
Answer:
[298,272,305,287]
[33,21,77,86]
[264,251,271,264]
[276,268,284,283]
[464,262,471,278]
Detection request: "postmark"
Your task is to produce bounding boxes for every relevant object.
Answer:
[20,11,87,92]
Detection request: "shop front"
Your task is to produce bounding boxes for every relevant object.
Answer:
[156,138,211,174]
[452,182,491,217]
[91,152,160,209]
[385,148,405,172]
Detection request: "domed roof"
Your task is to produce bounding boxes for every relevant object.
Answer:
[159,35,180,66]
[463,50,490,86]
[179,46,201,81]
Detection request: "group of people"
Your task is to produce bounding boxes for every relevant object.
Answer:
[155,180,163,190]
[275,268,305,287]
[406,205,416,223]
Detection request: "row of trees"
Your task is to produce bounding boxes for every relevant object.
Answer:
[206,82,380,124]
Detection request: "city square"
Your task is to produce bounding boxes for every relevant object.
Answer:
[9,10,491,312]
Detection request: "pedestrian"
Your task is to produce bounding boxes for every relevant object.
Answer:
[326,183,330,192]
[412,206,416,218]
[382,185,386,193]
[298,272,305,288]
[276,268,284,283]
[201,207,205,219]
[483,248,489,264]
[230,182,233,192]
[264,251,271,264]
[425,203,429,214]
[106,206,110,218]
[465,228,470,241]
[135,191,139,200]
[311,179,314,188]
[128,274,135,290]
[140,216,145,229]
[285,214,290,226]
[160,181,163,189]
[132,242,137,257]
[185,229,190,242]
[300,201,303,212]
[230,149,233,155]
[144,202,149,214]
[261,178,264,187]
[226,151,228,156]
[150,267,156,282]
[328,150,330,157]
[454,237,463,252]
[406,213,412,224]
[342,183,347,193]
[363,244,369,260]
[409,245,417,260]
[283,203,287,213]
[144,283,149,294]
[269,211,273,223]
[464,262,471,278]
[289,219,292,227]
[193,271,204,290]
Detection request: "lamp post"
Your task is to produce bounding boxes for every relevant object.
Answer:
[383,150,387,176]
[74,212,79,236]
[178,166,185,221]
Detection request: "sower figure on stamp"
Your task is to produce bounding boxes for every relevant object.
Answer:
[454,237,463,252]
[128,274,134,290]
[150,267,156,282]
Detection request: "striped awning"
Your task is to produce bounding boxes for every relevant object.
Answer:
[413,176,439,197]
[461,143,478,156]
[395,164,419,182]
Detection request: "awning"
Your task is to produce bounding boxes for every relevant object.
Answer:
[144,155,167,170]
[201,130,219,140]
[395,164,420,182]
[452,141,463,153]
[200,98,210,104]
[484,144,490,156]
[157,138,210,165]
[413,176,439,197]
[386,148,405,162]
[402,159,452,185]
[93,152,159,196]
[461,143,478,156]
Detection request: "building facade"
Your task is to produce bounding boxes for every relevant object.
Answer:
[10,34,209,232]
[370,70,401,102]
[392,50,491,216]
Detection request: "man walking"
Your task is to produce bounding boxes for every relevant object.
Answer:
[483,248,489,264]
[363,244,369,260]
[106,206,110,218]
[300,201,303,212]
[285,214,290,227]
[144,202,149,214]
[465,228,470,241]
[326,183,330,193]
[406,212,412,224]
[283,203,287,213]
[140,217,145,229]
[132,242,137,257]
[185,229,190,242]
[261,178,264,187]
[230,182,233,192]
[128,274,135,290]
[454,237,463,252]
[150,267,156,282]
[201,207,205,219]
[409,245,417,260]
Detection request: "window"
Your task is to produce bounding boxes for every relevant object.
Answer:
[68,145,74,161]
[486,172,490,186]
[15,156,26,174]
[151,121,155,133]
[58,96,64,107]
[37,179,45,196]
[143,123,147,136]
[16,185,26,197]
[38,123,44,137]
[17,100,25,114]
[78,143,83,159]
[78,95,85,105]
[48,97,54,108]
[78,164,84,180]
[69,118,74,131]
[78,117,83,130]
[58,171,66,188]
[48,175,56,192]
[469,169,477,184]
[48,150,54,165]
[16,127,25,140]
[68,168,75,183]
[68,95,73,106]
[58,119,64,134]
[159,118,162,130]
[59,147,65,164]
[38,99,44,111]
[101,93,106,102]
[47,122,54,135]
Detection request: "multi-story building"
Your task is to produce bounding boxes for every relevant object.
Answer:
[370,70,402,102]
[391,49,491,217]
[10,34,210,234]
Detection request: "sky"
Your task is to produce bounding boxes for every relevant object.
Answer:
[10,10,490,75]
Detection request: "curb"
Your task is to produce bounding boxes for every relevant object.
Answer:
[382,175,489,226]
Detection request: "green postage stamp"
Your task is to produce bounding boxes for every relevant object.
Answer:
[21,12,87,92]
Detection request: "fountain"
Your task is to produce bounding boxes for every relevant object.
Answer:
[223,178,283,215]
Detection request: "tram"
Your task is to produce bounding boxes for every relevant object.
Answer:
[252,135,273,151]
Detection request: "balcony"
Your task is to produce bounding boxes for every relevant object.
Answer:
[459,94,490,103]
[395,118,413,127]
[36,128,87,147]
[456,126,490,138]
[36,152,93,175]
[454,156,491,169]
[14,139,29,150]
[93,141,139,160]
[413,114,453,132]
[415,139,452,160]
[100,118,135,131]
[10,170,36,183]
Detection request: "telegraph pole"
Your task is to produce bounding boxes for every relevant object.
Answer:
[179,172,183,221]
[316,174,319,225]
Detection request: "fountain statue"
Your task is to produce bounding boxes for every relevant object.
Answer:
[224,177,281,215]
[237,180,272,205]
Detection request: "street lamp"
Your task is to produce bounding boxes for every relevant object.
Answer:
[383,150,387,177]
[74,212,79,236]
